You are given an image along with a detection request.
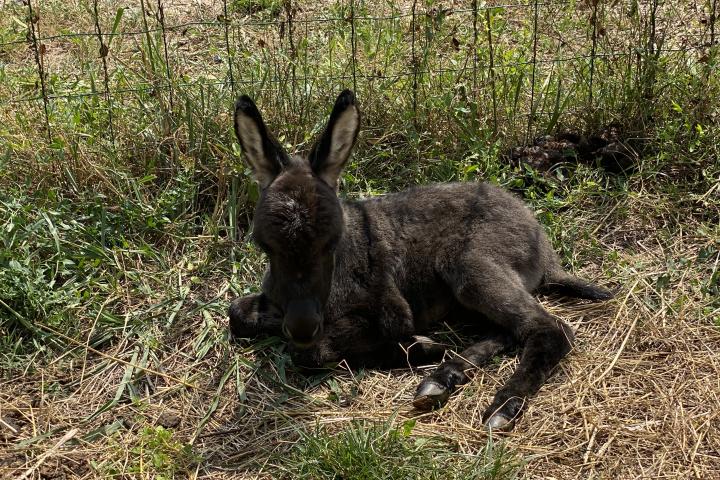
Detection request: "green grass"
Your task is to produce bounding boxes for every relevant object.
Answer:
[231,0,283,17]
[97,426,201,478]
[276,419,520,479]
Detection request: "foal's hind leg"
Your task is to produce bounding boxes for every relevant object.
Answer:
[416,261,574,430]
[481,314,573,430]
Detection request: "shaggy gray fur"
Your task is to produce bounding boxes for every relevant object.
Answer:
[229,90,613,430]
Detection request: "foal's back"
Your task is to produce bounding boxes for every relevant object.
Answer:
[344,182,555,293]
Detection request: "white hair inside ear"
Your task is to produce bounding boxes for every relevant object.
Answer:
[234,108,280,189]
[318,106,360,189]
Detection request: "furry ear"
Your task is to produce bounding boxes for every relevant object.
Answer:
[308,90,360,189]
[234,95,290,188]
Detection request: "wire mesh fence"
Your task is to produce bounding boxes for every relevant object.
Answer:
[0,0,717,165]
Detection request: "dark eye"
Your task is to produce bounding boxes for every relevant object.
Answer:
[325,236,340,251]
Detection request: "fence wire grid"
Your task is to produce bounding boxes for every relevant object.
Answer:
[0,0,718,156]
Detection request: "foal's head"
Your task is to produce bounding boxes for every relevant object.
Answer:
[233,90,360,347]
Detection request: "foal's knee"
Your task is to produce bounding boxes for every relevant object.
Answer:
[228,295,261,338]
[228,294,283,339]
[531,319,575,360]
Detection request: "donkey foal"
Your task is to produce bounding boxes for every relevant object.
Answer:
[229,90,613,430]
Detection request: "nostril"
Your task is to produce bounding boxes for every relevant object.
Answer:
[282,323,292,340]
[283,320,321,347]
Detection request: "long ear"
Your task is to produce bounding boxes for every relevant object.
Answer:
[234,95,290,188]
[308,90,360,189]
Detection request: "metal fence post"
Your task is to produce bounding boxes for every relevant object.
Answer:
[712,0,718,47]
[472,0,478,96]
[222,0,236,94]
[485,8,498,135]
[527,0,540,143]
[350,0,357,94]
[588,0,599,112]
[26,0,51,142]
[156,0,175,114]
[410,0,419,130]
[92,0,116,148]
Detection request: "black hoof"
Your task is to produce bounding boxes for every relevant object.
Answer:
[483,413,516,431]
[482,395,525,431]
[413,379,450,411]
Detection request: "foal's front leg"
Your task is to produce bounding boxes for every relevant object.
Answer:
[414,332,515,410]
[292,314,446,369]
[228,293,283,339]
[229,297,445,369]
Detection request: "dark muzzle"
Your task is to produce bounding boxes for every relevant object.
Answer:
[282,298,322,347]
